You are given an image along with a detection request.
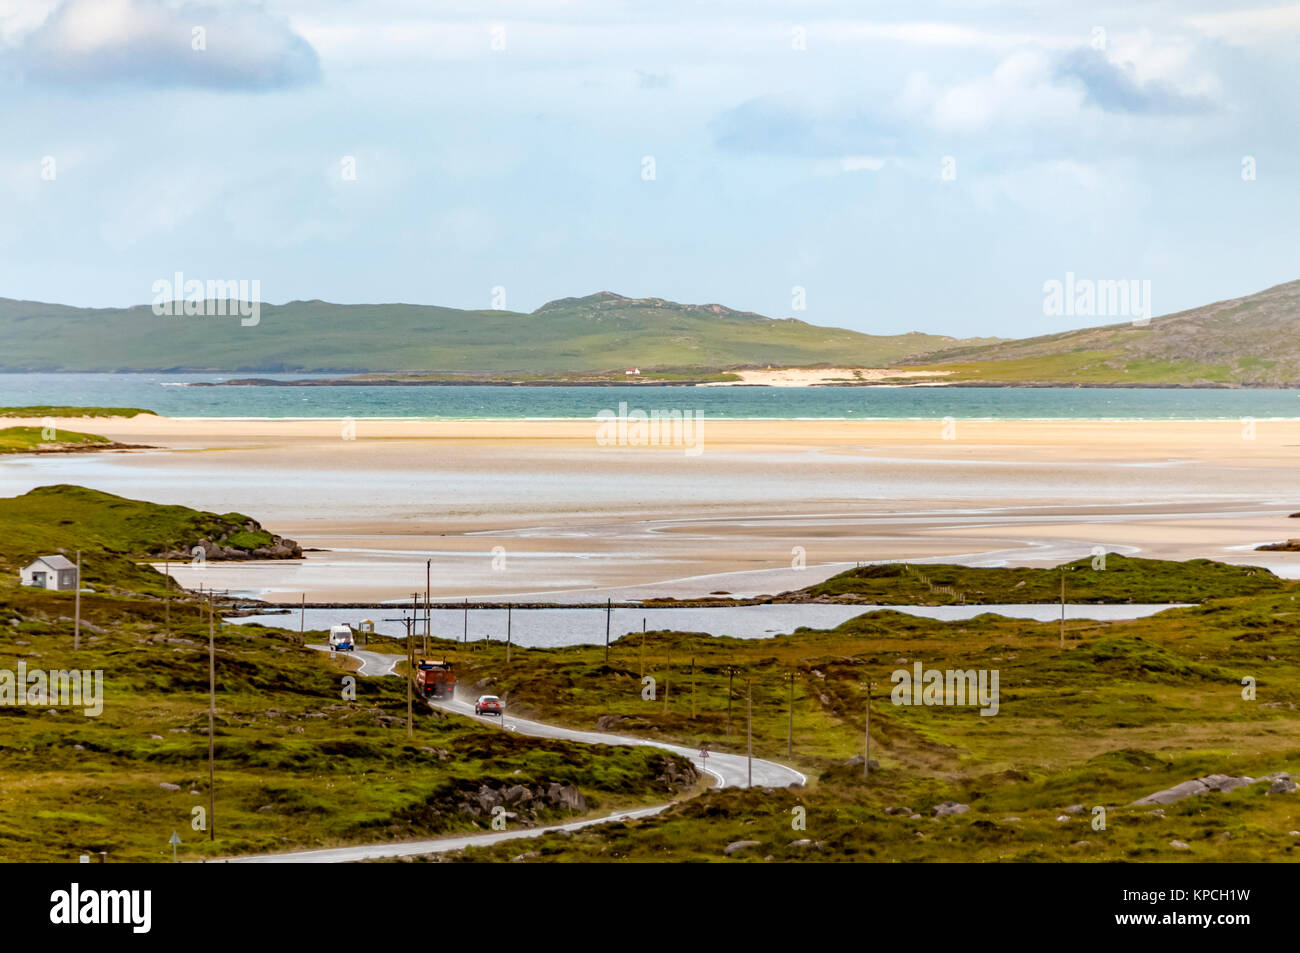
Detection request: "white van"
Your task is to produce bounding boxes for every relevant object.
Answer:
[328,624,355,652]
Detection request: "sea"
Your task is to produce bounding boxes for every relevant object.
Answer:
[233,603,1190,648]
[2,373,1300,420]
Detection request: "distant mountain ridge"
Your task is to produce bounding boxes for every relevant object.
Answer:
[0,291,992,374]
[2,280,1297,384]
[909,279,1300,386]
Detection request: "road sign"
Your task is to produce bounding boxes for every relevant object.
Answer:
[168,830,181,863]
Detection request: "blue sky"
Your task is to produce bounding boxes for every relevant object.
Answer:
[2,0,1298,338]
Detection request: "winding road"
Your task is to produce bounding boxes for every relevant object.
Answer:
[230,647,805,863]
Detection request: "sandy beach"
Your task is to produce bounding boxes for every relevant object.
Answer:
[3,414,1298,602]
[699,367,954,386]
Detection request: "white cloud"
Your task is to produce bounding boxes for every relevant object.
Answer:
[929,50,1084,131]
[15,0,320,89]
[820,20,1075,52]
[1187,4,1300,46]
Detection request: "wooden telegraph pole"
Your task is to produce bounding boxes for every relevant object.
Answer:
[864,683,873,780]
[690,657,696,720]
[787,670,794,758]
[207,592,216,840]
[604,598,611,664]
[299,593,305,640]
[463,598,468,645]
[406,616,414,740]
[1059,568,1066,649]
[425,559,431,656]
[726,666,734,739]
[506,603,512,664]
[663,649,670,716]
[746,679,753,788]
[164,558,170,639]
[73,550,81,650]
[640,618,646,679]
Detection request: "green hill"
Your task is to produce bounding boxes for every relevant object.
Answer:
[795,555,1285,604]
[0,485,296,593]
[904,279,1300,386]
[9,279,1299,383]
[0,292,990,374]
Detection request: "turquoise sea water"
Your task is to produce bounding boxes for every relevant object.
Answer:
[2,373,1299,420]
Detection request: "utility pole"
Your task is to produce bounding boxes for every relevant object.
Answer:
[506,603,512,664]
[726,666,734,739]
[164,558,170,639]
[299,593,305,640]
[864,684,871,780]
[746,679,753,788]
[410,591,421,665]
[1059,568,1066,650]
[690,657,696,720]
[604,598,611,664]
[207,593,216,840]
[425,559,431,653]
[406,619,414,740]
[663,649,670,716]
[463,598,468,645]
[787,670,794,758]
[73,550,81,650]
[640,618,646,679]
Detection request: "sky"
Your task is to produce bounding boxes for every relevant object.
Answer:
[1,0,1298,339]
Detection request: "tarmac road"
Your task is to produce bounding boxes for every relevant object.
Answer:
[231,647,805,863]
[307,644,399,676]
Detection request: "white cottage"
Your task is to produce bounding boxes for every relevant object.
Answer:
[20,555,78,591]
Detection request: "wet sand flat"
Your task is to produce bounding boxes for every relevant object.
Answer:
[4,415,1298,601]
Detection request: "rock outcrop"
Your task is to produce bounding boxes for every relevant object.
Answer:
[1133,772,1297,805]
[454,781,587,822]
[160,518,301,561]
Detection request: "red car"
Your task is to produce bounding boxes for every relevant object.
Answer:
[474,694,503,716]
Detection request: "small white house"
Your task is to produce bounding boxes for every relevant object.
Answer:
[21,555,79,591]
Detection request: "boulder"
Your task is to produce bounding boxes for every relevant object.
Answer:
[502,784,532,805]
[1132,774,1256,806]
[724,840,761,856]
[1268,777,1297,795]
[555,784,586,812]
[931,801,969,818]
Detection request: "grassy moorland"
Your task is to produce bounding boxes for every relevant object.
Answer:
[2,485,1297,863]
[0,585,698,863]
[0,426,112,454]
[431,575,1300,862]
[0,407,155,418]
[0,486,292,594]
[794,555,1286,604]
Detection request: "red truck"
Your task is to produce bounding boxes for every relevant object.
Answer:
[414,658,455,700]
